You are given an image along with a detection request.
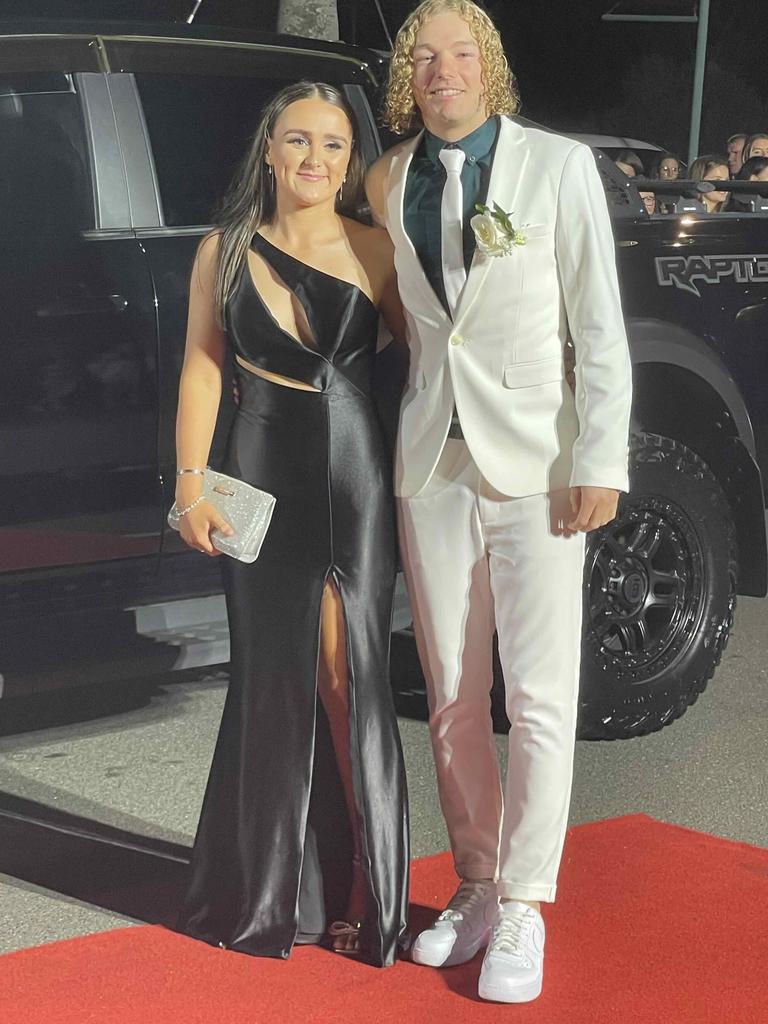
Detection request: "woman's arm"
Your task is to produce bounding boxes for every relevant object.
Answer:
[175,232,233,555]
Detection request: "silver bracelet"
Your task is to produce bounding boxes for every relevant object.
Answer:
[177,495,206,517]
[176,467,207,477]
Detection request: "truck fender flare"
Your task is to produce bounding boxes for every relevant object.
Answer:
[626,317,756,457]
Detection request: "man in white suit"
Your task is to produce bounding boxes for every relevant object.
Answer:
[366,0,632,1004]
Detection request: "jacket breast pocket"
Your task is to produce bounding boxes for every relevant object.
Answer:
[502,356,563,389]
[522,223,553,241]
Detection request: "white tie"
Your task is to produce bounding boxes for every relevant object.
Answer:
[439,147,467,317]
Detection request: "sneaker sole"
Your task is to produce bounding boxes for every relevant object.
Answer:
[478,974,543,1003]
[411,927,491,968]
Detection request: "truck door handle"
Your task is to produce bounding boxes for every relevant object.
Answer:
[35,293,129,318]
[660,237,697,247]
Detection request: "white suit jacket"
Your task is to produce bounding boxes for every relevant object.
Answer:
[384,116,633,499]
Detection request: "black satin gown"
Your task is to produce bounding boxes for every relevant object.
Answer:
[177,233,409,967]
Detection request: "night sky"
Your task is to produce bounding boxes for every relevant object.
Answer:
[6,0,768,158]
[371,0,768,156]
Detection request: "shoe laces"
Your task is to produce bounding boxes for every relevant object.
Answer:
[437,881,492,923]
[491,905,534,957]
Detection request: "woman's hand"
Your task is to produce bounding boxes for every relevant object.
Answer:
[179,500,234,556]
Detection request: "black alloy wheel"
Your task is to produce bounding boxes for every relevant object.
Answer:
[577,432,738,740]
[587,504,701,674]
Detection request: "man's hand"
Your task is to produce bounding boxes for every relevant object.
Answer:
[567,486,619,535]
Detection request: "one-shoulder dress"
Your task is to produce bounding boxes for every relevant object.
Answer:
[177,233,409,968]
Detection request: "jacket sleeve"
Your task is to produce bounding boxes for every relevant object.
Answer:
[554,142,633,492]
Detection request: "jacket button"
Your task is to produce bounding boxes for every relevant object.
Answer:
[450,333,463,346]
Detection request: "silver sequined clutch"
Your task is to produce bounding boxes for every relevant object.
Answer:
[167,469,276,564]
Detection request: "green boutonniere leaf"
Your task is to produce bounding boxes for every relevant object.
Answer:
[492,203,516,235]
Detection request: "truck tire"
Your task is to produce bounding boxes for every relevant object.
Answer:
[577,431,738,740]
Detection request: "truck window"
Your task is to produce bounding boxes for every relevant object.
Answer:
[0,73,93,247]
[134,73,294,227]
[0,73,94,400]
[105,37,375,229]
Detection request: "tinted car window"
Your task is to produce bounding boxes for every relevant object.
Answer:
[0,75,94,360]
[135,72,293,227]
[117,39,377,228]
[0,73,92,235]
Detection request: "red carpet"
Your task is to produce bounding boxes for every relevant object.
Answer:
[2,815,766,1024]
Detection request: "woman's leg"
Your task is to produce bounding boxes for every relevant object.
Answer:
[317,577,367,952]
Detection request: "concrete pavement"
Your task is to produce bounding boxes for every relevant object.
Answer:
[1,597,766,956]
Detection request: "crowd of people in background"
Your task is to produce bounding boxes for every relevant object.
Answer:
[612,130,768,214]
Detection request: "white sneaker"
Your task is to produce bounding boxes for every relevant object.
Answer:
[411,880,498,967]
[478,901,545,1003]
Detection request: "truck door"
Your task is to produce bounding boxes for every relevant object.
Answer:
[0,47,161,573]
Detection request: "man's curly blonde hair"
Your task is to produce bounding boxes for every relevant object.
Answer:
[384,0,520,136]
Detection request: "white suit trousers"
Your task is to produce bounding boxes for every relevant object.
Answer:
[398,440,586,902]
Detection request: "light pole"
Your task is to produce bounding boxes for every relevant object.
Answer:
[602,1,711,166]
[688,0,711,162]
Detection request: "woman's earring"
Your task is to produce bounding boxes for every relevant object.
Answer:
[339,176,347,202]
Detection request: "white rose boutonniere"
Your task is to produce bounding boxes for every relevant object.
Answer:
[471,202,527,257]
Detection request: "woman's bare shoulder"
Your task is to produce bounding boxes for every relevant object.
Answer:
[197,228,223,263]
[189,229,224,295]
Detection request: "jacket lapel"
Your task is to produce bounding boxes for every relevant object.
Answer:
[454,117,530,325]
[388,132,449,321]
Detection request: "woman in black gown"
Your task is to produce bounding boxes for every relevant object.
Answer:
[173,82,409,966]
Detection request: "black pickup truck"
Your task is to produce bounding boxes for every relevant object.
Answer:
[1,19,766,740]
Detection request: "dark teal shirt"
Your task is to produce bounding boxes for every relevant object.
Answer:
[403,116,499,313]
